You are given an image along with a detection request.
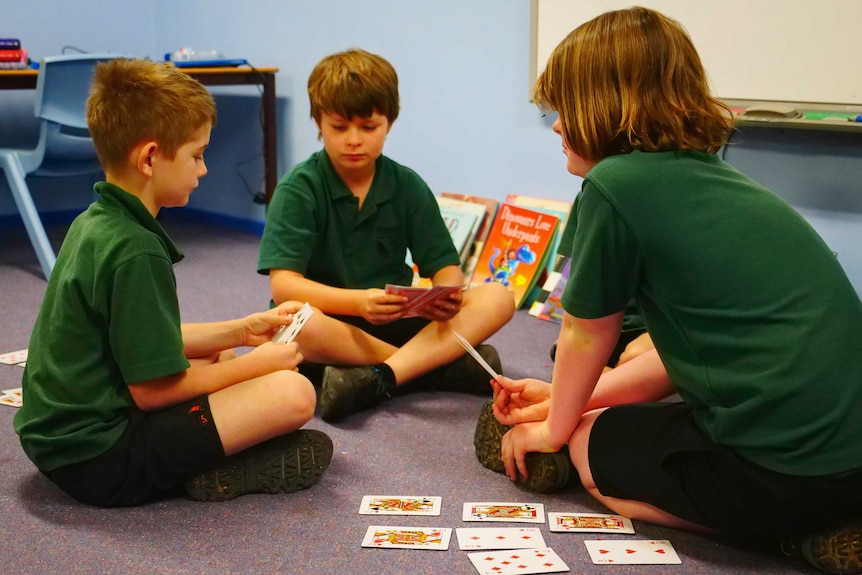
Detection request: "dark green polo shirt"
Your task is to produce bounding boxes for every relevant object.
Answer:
[258,151,460,288]
[14,182,190,471]
[562,150,862,476]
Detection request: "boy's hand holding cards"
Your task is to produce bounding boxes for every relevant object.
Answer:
[271,302,313,344]
[385,284,462,318]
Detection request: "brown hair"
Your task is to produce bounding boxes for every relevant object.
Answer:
[86,58,217,171]
[532,6,733,163]
[307,48,399,126]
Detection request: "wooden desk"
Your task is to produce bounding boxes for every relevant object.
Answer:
[0,65,280,202]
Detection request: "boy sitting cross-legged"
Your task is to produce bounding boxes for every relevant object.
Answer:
[258,48,515,422]
[14,58,334,506]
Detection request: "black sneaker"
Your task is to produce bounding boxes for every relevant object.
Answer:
[781,522,862,574]
[185,429,333,502]
[473,399,576,494]
[319,365,392,422]
[428,345,501,396]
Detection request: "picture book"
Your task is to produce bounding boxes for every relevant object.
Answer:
[440,192,500,280]
[435,195,486,265]
[470,203,559,309]
[504,194,572,277]
[528,256,571,324]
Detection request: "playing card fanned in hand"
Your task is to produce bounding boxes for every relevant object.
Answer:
[548,512,635,534]
[452,331,500,379]
[584,539,681,565]
[456,527,546,550]
[359,495,442,516]
[463,502,545,524]
[360,526,452,550]
[385,284,463,318]
[271,302,313,344]
[467,547,569,575]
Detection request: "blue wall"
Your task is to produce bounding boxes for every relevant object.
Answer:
[2,1,861,291]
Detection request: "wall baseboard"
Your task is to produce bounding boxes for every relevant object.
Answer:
[0,207,265,237]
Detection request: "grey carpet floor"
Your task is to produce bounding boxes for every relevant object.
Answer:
[0,217,816,574]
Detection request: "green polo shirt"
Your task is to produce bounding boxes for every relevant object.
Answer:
[258,151,460,288]
[14,182,190,471]
[561,150,862,476]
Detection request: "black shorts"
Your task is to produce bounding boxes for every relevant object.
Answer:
[588,402,862,541]
[44,397,224,507]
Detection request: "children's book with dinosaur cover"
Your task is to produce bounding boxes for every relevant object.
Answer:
[469,203,559,309]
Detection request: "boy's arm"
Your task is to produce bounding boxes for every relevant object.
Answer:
[128,342,303,411]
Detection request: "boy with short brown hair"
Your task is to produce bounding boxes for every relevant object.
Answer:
[14,58,333,506]
[259,48,515,422]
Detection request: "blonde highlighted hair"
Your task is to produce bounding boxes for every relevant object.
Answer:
[86,58,217,171]
[307,48,399,126]
[532,6,733,163]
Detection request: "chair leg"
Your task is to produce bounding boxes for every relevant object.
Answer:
[0,153,56,280]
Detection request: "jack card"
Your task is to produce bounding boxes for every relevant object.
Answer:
[456,527,546,550]
[548,512,634,534]
[584,539,681,565]
[467,547,569,575]
[463,502,545,524]
[359,495,441,516]
[272,302,313,344]
[361,526,451,550]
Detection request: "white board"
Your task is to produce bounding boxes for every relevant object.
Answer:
[531,0,862,105]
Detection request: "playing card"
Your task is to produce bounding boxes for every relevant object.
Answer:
[386,284,463,317]
[272,302,313,344]
[0,394,22,408]
[584,539,681,565]
[456,527,546,550]
[463,502,545,523]
[467,547,569,575]
[452,331,500,379]
[358,495,442,516]
[548,512,634,534]
[360,526,451,550]
[0,349,27,365]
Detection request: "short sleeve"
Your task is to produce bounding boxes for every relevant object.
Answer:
[560,184,641,319]
[109,253,189,384]
[258,177,320,275]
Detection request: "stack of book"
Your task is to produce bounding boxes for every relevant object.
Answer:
[0,38,29,69]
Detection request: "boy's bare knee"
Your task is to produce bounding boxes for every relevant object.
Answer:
[271,371,317,421]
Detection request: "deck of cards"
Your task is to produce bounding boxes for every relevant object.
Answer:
[385,283,463,318]
[271,302,313,344]
[357,495,683,571]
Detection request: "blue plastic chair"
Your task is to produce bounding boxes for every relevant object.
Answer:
[0,53,123,280]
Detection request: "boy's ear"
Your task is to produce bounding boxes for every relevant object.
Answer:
[135,141,159,177]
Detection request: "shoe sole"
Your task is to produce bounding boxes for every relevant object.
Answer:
[804,525,862,575]
[473,400,575,494]
[186,429,333,502]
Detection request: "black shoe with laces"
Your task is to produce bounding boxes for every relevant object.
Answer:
[185,429,333,502]
[473,399,577,494]
[319,365,393,422]
[425,345,501,396]
[781,522,862,575]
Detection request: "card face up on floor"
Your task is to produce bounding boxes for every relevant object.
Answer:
[584,539,681,564]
